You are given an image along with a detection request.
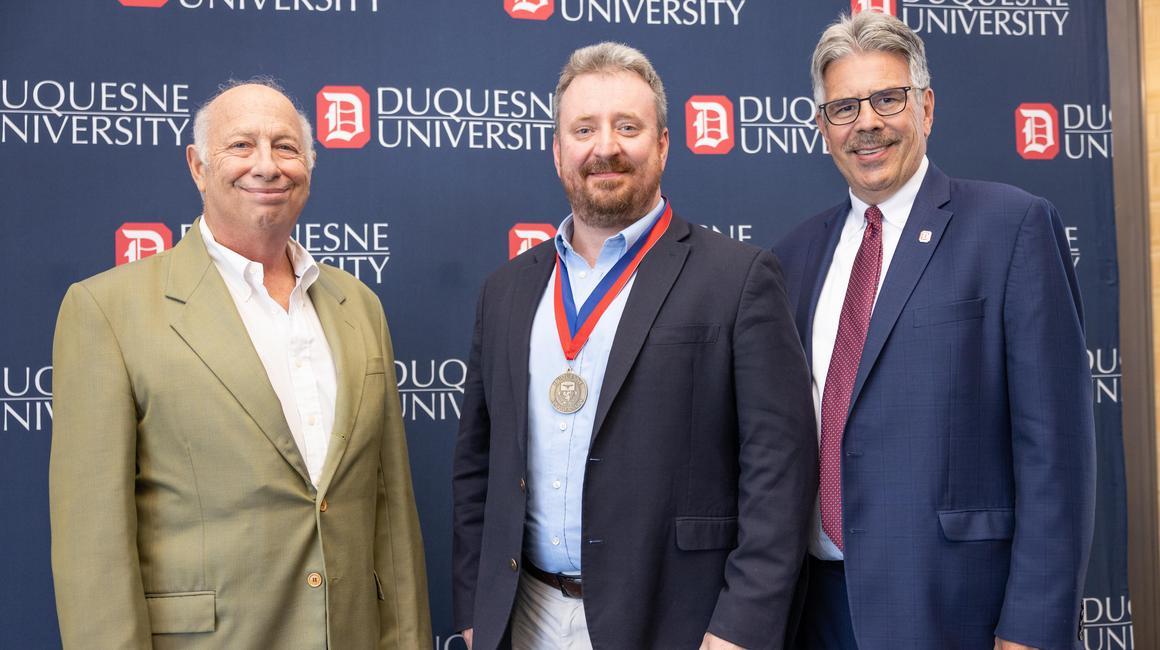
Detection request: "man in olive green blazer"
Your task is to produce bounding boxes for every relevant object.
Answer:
[49,81,431,649]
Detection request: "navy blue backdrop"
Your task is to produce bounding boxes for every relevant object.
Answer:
[0,1,1132,647]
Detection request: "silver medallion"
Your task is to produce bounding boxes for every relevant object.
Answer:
[549,370,588,414]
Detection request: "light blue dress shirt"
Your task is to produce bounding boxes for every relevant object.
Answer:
[524,197,666,575]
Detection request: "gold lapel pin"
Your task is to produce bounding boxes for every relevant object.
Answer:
[918,230,932,243]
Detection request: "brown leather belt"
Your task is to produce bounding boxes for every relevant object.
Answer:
[523,558,583,599]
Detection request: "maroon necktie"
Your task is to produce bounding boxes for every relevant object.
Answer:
[819,205,883,551]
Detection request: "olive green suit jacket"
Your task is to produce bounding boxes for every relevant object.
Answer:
[49,221,431,649]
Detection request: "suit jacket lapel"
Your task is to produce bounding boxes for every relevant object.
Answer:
[591,216,691,440]
[798,202,849,365]
[848,164,953,411]
[509,246,555,460]
[166,220,313,488]
[310,273,363,496]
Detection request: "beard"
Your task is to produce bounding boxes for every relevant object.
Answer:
[562,154,662,231]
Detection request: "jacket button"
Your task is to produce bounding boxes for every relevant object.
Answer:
[509,558,518,571]
[319,499,329,512]
[519,478,526,492]
[307,572,323,588]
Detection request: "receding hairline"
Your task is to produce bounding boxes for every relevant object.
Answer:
[201,84,300,132]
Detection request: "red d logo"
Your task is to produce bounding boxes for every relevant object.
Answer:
[850,0,896,15]
[316,86,372,149]
[1015,103,1060,160]
[509,223,556,259]
[116,223,172,266]
[506,0,554,21]
[685,96,734,155]
[119,0,169,7]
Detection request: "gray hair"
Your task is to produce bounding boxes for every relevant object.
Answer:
[192,76,316,170]
[810,12,931,107]
[554,42,668,133]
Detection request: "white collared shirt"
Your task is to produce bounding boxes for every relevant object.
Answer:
[200,217,337,487]
[809,156,930,560]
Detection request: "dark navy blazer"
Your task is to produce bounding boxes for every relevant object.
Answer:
[774,163,1096,650]
[453,214,817,650]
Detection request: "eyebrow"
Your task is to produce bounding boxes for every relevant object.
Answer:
[568,111,645,124]
[220,127,301,142]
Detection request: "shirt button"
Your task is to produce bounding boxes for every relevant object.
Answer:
[558,422,567,431]
[552,480,561,489]
[552,537,560,546]
[308,415,317,426]
[307,572,323,588]
[295,359,304,368]
[578,271,588,279]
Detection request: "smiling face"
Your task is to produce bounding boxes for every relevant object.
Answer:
[553,70,668,231]
[186,84,311,241]
[817,50,934,205]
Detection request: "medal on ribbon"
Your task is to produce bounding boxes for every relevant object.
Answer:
[549,202,673,413]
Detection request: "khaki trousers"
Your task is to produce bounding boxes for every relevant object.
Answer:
[510,571,593,650]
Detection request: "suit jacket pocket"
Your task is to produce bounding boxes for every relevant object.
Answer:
[366,356,386,375]
[647,324,720,346]
[145,591,215,634]
[938,508,1015,541]
[912,297,985,327]
[675,516,738,550]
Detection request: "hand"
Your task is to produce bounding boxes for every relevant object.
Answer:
[461,628,473,650]
[994,637,1038,650]
[699,632,746,650]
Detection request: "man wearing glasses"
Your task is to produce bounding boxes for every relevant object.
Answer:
[774,11,1095,650]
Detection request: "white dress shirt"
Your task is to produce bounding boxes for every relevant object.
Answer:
[200,217,338,487]
[809,156,929,560]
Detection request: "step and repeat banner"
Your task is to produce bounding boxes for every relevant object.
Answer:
[0,1,1131,647]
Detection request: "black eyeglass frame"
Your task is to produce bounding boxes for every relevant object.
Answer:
[817,86,917,126]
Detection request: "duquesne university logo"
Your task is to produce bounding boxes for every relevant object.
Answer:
[116,222,172,266]
[505,0,745,26]
[120,0,169,6]
[2,365,53,433]
[509,223,556,259]
[506,0,554,20]
[859,0,1070,37]
[851,0,896,15]
[1015,103,1059,160]
[685,96,734,155]
[396,358,467,421]
[316,86,371,149]
[1015,101,1113,161]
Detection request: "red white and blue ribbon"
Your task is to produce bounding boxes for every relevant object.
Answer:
[553,201,672,361]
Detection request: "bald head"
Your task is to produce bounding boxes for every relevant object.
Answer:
[192,80,316,170]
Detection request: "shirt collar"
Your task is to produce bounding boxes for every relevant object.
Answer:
[554,196,667,260]
[199,216,320,301]
[847,155,929,231]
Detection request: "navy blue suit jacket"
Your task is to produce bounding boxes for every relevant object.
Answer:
[453,214,817,649]
[773,164,1096,650]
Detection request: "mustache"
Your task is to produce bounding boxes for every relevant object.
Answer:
[582,157,634,175]
[844,133,897,153]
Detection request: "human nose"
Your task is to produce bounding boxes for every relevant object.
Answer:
[250,142,281,179]
[851,98,886,131]
[592,126,620,158]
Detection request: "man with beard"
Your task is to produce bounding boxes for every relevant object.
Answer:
[452,42,815,650]
[774,12,1095,650]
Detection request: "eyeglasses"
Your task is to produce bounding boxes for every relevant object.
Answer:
[818,86,914,126]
